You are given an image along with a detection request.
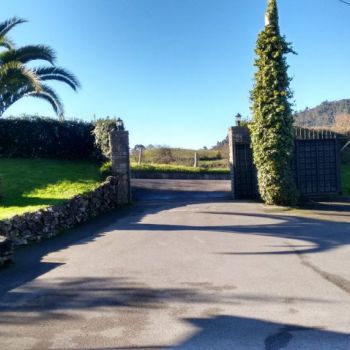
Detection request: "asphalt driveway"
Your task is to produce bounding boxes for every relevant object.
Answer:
[0,180,349,349]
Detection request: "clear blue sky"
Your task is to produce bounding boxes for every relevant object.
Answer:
[1,0,349,148]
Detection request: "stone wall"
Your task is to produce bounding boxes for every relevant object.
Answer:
[0,126,132,268]
[0,176,122,266]
[0,236,12,266]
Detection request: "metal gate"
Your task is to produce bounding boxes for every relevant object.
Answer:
[295,139,341,197]
[229,127,342,199]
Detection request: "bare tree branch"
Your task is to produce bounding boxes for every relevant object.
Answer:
[339,0,350,5]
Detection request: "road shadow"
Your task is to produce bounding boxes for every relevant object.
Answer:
[172,315,350,350]
[106,206,350,256]
[0,206,133,298]
[1,276,347,349]
[41,314,350,349]
[0,275,329,325]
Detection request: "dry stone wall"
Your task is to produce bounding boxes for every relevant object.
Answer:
[0,176,122,266]
[0,127,132,268]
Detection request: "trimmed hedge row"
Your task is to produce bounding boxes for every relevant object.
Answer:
[0,116,117,160]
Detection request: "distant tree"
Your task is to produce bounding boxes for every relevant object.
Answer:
[134,144,145,150]
[134,144,146,164]
[333,113,350,133]
[154,147,175,164]
[0,17,80,119]
[249,0,297,206]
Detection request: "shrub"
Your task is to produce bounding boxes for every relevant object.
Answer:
[92,118,117,160]
[0,116,95,160]
[153,148,175,164]
[99,160,112,178]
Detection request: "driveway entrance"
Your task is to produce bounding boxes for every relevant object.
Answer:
[0,181,349,349]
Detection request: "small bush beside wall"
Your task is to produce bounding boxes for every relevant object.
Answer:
[92,118,117,160]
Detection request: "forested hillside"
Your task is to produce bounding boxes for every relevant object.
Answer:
[213,99,350,153]
[294,99,350,127]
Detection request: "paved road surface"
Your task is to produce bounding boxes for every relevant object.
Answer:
[0,180,350,349]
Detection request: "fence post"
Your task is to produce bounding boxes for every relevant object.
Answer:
[194,152,198,168]
[109,126,131,205]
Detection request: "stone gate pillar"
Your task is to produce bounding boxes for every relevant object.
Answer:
[228,126,258,200]
[228,127,235,199]
[109,121,131,205]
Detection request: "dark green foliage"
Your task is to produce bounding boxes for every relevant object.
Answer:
[0,116,95,159]
[92,118,117,160]
[249,0,297,206]
[295,99,350,127]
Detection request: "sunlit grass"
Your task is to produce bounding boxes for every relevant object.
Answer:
[0,158,101,219]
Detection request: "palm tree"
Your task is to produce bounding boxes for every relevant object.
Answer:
[0,17,80,119]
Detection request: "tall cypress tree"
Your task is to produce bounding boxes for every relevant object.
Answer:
[249,0,297,206]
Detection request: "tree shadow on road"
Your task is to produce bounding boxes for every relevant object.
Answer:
[108,207,350,256]
[25,314,349,349]
[0,276,348,349]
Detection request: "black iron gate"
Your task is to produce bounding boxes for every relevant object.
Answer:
[294,139,341,197]
[229,127,342,200]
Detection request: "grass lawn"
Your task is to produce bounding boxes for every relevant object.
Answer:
[342,163,350,196]
[0,158,101,220]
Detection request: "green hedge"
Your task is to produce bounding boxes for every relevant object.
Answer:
[0,116,115,160]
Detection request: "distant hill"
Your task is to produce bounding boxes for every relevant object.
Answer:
[213,99,350,151]
[294,99,350,127]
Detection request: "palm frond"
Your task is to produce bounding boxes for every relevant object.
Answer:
[25,84,64,116]
[0,61,43,94]
[0,45,56,65]
[34,66,81,90]
[0,37,15,50]
[0,17,27,38]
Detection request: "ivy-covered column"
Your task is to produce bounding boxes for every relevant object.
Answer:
[249,0,297,206]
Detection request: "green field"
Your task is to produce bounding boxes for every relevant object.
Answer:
[0,158,101,219]
[131,147,229,169]
[342,163,350,196]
